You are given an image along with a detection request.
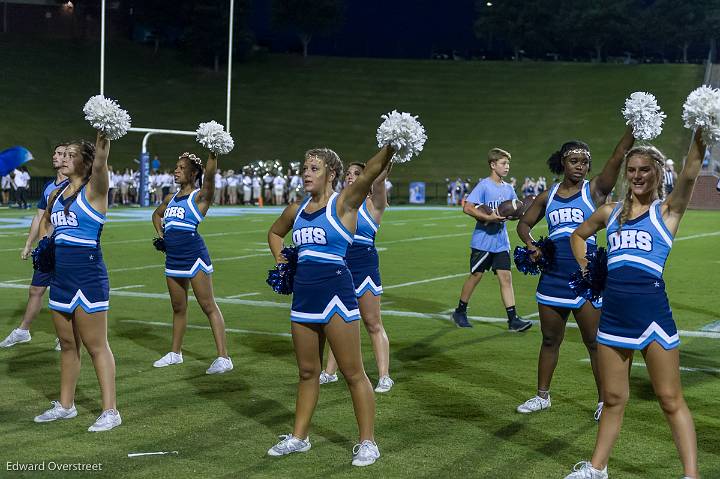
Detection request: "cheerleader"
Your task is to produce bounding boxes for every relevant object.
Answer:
[563,130,705,479]
[33,134,121,432]
[516,127,634,419]
[0,143,67,350]
[320,162,394,393]
[266,146,394,467]
[151,152,232,374]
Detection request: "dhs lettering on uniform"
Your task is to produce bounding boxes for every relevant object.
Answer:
[608,229,653,253]
[50,211,79,227]
[164,206,186,220]
[292,227,327,245]
[548,207,584,226]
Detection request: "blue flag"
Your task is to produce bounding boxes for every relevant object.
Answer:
[0,146,33,176]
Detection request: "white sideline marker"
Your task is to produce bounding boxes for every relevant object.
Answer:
[127,451,179,458]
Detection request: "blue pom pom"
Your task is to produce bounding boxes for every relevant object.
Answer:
[31,236,55,273]
[153,237,166,253]
[569,247,608,301]
[513,237,556,275]
[266,246,299,295]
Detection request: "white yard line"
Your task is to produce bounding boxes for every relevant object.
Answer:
[110,253,267,273]
[675,231,720,241]
[121,319,290,337]
[225,292,261,299]
[384,273,467,290]
[381,233,467,245]
[110,284,145,291]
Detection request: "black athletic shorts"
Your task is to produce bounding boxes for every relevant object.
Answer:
[469,248,511,274]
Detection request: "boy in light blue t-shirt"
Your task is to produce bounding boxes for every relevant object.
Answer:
[451,148,532,332]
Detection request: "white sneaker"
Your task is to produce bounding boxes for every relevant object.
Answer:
[594,402,604,421]
[374,375,394,393]
[0,328,31,348]
[88,409,122,432]
[206,356,233,374]
[517,394,551,414]
[564,461,608,479]
[54,338,61,352]
[267,434,311,456]
[352,440,380,467]
[34,400,77,423]
[319,370,338,384]
[153,352,183,368]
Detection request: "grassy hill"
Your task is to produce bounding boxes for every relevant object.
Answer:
[0,35,704,184]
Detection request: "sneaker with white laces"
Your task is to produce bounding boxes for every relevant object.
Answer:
[374,375,394,393]
[54,338,61,352]
[0,328,31,348]
[517,394,551,414]
[206,356,233,374]
[153,352,183,368]
[594,402,604,421]
[564,461,608,479]
[34,400,78,423]
[88,409,122,432]
[319,370,338,384]
[267,434,311,456]
[352,440,380,467]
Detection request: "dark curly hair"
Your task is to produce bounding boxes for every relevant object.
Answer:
[547,140,591,175]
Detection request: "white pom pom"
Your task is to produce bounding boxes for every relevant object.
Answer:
[376,110,427,163]
[621,92,666,141]
[196,121,234,155]
[83,95,131,140]
[682,85,720,145]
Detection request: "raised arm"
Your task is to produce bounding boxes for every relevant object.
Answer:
[196,152,218,215]
[590,125,634,204]
[339,146,393,213]
[368,162,392,214]
[570,203,613,269]
[662,128,707,234]
[268,203,299,263]
[87,132,110,209]
[516,191,548,250]
[152,193,174,238]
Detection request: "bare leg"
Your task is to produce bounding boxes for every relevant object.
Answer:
[291,322,324,439]
[535,304,569,397]
[573,301,602,401]
[166,276,189,353]
[18,286,47,330]
[459,272,483,303]
[643,343,698,478]
[359,292,389,377]
[75,308,116,411]
[52,311,81,409]
[325,292,389,377]
[496,269,516,308]
[590,345,633,470]
[190,271,228,358]
[324,315,375,441]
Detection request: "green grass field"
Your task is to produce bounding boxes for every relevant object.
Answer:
[0,35,704,183]
[0,206,719,478]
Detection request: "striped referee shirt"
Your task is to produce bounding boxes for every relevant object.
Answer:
[664,169,675,189]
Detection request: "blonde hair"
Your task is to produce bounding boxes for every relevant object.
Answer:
[619,145,666,230]
[488,147,511,165]
[305,148,343,189]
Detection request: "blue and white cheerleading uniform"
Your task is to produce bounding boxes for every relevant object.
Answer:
[346,201,383,297]
[537,180,601,309]
[32,178,69,287]
[48,185,109,314]
[163,189,213,278]
[597,200,678,350]
[290,193,360,323]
